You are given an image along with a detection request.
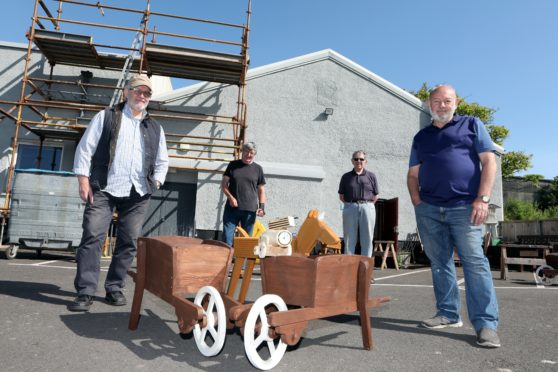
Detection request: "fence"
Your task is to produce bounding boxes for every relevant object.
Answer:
[500,219,558,242]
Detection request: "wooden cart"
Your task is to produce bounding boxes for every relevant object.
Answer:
[229,254,390,370]
[127,236,390,370]
[127,236,242,356]
[536,252,558,286]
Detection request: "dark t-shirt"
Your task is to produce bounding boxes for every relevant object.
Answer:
[338,169,379,202]
[224,160,266,211]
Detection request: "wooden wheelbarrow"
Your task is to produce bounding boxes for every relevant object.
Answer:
[228,254,391,370]
[127,236,242,356]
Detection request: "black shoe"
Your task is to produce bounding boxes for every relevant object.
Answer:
[68,295,93,312]
[105,291,127,306]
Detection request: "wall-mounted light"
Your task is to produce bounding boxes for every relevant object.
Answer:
[324,107,334,116]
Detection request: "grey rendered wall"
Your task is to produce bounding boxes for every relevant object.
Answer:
[246,59,427,238]
[188,57,429,238]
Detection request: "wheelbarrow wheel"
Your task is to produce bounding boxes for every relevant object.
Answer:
[5,244,18,260]
[244,294,288,370]
[535,265,555,286]
[193,286,227,356]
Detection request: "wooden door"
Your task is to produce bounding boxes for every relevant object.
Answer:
[374,197,399,252]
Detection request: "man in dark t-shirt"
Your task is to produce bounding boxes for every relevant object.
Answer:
[221,142,266,246]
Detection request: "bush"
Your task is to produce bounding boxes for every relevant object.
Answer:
[505,199,544,220]
[505,199,558,220]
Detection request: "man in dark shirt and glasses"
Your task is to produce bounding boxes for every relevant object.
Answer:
[338,150,379,257]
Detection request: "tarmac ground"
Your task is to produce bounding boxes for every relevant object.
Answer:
[1,248,557,372]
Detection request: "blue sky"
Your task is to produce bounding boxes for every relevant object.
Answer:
[3,0,556,179]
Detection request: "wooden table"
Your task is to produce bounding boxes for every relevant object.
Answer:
[500,243,551,280]
[373,240,399,270]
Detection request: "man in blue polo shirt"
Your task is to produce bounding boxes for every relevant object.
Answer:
[407,85,500,348]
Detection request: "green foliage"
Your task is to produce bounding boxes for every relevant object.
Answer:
[501,151,532,178]
[456,101,496,125]
[412,82,430,101]
[523,174,544,188]
[504,199,558,220]
[536,176,558,210]
[486,125,508,146]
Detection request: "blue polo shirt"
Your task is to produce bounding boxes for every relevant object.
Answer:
[409,115,496,207]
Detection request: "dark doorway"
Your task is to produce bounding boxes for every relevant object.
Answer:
[142,182,196,237]
[350,197,399,256]
[374,197,399,253]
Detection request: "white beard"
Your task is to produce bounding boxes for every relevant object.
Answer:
[430,108,455,123]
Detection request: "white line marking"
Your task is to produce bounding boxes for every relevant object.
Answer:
[32,260,58,266]
[8,263,109,271]
[373,283,433,288]
[457,278,465,285]
[534,272,544,288]
[374,269,431,280]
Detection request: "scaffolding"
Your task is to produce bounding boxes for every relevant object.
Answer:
[0,0,251,242]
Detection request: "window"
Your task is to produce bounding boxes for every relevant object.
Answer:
[16,143,62,171]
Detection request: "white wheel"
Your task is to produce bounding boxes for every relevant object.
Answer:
[193,286,227,356]
[535,265,555,286]
[244,294,288,370]
[5,244,18,260]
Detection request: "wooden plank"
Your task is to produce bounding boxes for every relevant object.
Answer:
[503,258,546,265]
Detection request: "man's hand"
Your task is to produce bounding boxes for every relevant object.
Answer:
[256,208,265,217]
[228,197,238,208]
[77,175,94,204]
[470,197,489,225]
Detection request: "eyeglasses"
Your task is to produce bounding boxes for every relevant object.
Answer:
[353,158,365,162]
[132,88,152,98]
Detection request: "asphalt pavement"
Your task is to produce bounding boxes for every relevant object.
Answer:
[1,249,557,372]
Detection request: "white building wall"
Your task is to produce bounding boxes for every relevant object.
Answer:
[0,43,504,240]
[174,53,431,238]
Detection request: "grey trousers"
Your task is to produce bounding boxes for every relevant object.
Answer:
[342,202,376,257]
[74,187,150,296]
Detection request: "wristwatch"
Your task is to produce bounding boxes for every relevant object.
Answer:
[479,195,490,203]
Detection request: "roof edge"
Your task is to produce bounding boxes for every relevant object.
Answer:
[157,49,425,110]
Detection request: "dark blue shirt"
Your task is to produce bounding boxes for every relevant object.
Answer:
[338,169,379,202]
[409,115,496,207]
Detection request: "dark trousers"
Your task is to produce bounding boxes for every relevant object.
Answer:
[74,187,150,296]
[222,204,256,246]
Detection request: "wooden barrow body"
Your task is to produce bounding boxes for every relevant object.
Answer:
[128,236,241,334]
[231,254,390,350]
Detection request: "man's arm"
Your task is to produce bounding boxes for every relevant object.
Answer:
[407,165,421,206]
[470,151,497,225]
[74,110,104,203]
[77,175,94,204]
[221,175,237,207]
[256,184,266,217]
[153,126,169,189]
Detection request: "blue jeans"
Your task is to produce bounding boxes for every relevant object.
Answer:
[222,204,256,246]
[342,202,376,257]
[415,202,499,331]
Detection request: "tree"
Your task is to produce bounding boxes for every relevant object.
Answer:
[536,176,558,211]
[523,174,544,188]
[411,83,532,178]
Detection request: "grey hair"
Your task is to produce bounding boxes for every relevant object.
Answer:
[428,84,457,97]
[352,150,366,159]
[242,141,257,153]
